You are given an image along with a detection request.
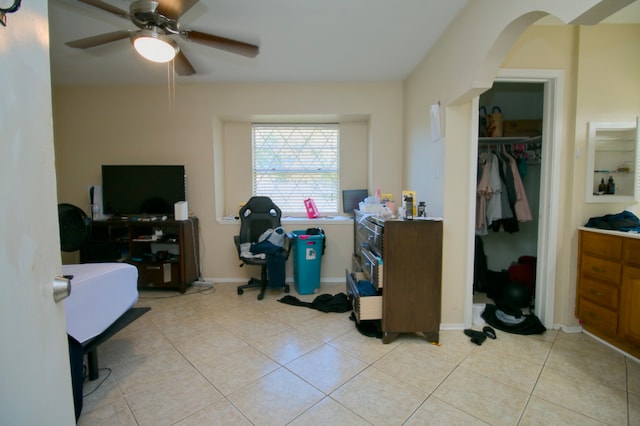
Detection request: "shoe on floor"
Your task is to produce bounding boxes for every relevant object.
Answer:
[464,329,486,345]
[483,326,497,339]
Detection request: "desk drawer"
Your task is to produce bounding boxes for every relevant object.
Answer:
[580,255,621,286]
[581,231,622,260]
[346,269,382,321]
[579,277,619,310]
[579,298,618,336]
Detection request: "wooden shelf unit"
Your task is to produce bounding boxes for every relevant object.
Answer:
[82,217,200,293]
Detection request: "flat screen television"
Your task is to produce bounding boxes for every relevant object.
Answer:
[102,165,186,216]
[342,189,368,214]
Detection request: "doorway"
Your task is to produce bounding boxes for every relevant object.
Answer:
[475,81,544,308]
[467,69,564,329]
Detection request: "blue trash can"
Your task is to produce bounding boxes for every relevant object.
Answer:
[292,230,324,295]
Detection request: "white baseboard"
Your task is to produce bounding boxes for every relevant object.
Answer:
[440,323,465,331]
[555,324,583,333]
[581,329,640,363]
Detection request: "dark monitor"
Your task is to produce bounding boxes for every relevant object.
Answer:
[342,189,368,214]
[102,165,186,216]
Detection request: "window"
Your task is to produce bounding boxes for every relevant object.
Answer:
[253,124,340,215]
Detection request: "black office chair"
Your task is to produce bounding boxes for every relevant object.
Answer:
[235,196,292,300]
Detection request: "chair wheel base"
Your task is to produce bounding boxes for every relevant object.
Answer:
[237,280,290,300]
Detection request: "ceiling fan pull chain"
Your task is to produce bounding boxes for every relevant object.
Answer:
[166,60,176,113]
[172,60,176,112]
[167,61,172,112]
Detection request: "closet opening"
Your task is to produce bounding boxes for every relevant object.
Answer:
[473,81,546,324]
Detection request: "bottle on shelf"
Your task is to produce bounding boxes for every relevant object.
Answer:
[607,176,616,194]
[417,201,426,217]
[598,178,606,194]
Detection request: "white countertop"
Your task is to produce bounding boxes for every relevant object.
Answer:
[579,226,640,239]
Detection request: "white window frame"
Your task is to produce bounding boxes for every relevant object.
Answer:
[252,123,340,216]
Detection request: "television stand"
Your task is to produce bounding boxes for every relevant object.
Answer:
[81,217,200,293]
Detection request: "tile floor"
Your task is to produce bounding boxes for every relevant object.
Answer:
[78,283,640,426]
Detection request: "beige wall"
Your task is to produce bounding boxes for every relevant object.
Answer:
[53,83,403,281]
[404,0,640,327]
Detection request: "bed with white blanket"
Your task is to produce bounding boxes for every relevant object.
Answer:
[62,262,148,380]
[63,263,139,344]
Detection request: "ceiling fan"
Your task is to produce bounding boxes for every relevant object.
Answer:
[65,0,259,76]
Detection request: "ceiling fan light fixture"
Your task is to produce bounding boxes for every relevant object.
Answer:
[132,29,177,63]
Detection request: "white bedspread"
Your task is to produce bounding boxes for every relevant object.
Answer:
[62,263,139,344]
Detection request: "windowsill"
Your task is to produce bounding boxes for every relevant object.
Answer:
[217,216,354,225]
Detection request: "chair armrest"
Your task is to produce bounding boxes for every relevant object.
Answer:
[284,233,294,259]
[234,235,241,256]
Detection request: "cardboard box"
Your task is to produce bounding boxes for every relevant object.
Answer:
[503,120,542,137]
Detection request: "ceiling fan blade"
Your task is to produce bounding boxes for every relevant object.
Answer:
[78,0,129,19]
[174,50,196,76]
[182,30,259,58]
[157,0,199,20]
[66,30,132,49]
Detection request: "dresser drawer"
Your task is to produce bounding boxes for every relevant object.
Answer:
[355,215,382,256]
[581,231,623,260]
[360,247,383,289]
[578,298,618,336]
[623,238,640,267]
[579,277,619,310]
[346,269,382,321]
[580,254,621,286]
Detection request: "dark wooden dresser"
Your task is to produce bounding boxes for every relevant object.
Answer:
[348,210,443,344]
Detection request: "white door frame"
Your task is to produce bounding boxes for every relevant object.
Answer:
[467,68,563,329]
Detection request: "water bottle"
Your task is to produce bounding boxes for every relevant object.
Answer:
[405,196,413,220]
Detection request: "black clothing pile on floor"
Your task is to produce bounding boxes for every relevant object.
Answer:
[277,293,351,313]
[349,312,383,339]
[481,303,546,335]
[474,258,546,335]
[278,293,383,338]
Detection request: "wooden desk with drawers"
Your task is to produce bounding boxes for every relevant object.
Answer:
[577,228,640,358]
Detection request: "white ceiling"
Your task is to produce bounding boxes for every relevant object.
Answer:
[47,0,640,87]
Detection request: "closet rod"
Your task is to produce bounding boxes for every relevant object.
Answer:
[478,135,542,145]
